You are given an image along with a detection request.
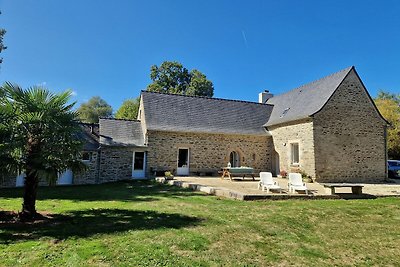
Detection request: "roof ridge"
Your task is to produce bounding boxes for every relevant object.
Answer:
[99,117,141,122]
[270,66,353,99]
[141,90,273,106]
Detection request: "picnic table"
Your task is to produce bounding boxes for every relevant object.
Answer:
[321,183,364,195]
[220,167,255,181]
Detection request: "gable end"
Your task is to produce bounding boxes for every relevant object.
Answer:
[312,67,388,125]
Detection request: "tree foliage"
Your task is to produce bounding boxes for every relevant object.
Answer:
[115,97,140,120]
[375,90,400,159]
[77,96,112,123]
[0,82,85,220]
[0,11,7,65]
[147,61,214,97]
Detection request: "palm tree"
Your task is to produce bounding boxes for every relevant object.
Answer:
[0,82,86,221]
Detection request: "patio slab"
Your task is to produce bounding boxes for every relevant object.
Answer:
[155,176,400,201]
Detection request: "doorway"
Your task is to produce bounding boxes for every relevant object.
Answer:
[16,173,25,187]
[272,151,280,176]
[177,148,189,176]
[58,169,73,185]
[132,151,146,178]
[229,151,240,167]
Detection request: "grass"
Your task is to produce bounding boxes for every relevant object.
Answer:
[0,181,400,266]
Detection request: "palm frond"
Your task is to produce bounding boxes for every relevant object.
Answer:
[0,82,85,185]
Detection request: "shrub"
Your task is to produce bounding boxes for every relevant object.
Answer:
[164,171,174,180]
[279,170,288,178]
[296,169,313,183]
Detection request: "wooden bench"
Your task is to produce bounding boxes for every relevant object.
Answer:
[150,167,170,177]
[195,169,218,176]
[321,183,364,195]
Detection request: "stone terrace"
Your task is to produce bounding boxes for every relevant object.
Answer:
[156,176,400,201]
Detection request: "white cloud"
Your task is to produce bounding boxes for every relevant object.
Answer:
[241,30,248,48]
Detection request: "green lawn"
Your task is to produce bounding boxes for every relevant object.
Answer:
[1,181,399,266]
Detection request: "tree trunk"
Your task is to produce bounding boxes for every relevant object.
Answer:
[20,137,40,221]
[20,168,39,221]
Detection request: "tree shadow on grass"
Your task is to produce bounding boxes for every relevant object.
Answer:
[0,180,204,202]
[0,208,203,244]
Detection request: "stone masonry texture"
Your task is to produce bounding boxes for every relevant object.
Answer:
[146,130,273,176]
[73,151,99,185]
[0,174,17,188]
[0,151,99,188]
[313,70,387,182]
[268,119,316,178]
[98,147,135,183]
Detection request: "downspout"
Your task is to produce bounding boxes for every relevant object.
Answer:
[384,125,388,180]
[95,145,101,184]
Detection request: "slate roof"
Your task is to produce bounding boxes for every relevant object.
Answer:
[265,66,353,127]
[77,123,99,151]
[99,118,145,147]
[141,91,273,136]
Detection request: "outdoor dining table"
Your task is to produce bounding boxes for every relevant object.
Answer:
[220,167,255,181]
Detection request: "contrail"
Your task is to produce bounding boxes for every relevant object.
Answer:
[241,30,248,48]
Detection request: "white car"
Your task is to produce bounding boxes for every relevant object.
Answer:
[388,160,400,178]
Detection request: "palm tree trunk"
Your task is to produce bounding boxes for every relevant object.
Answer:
[21,167,39,221]
[20,137,40,221]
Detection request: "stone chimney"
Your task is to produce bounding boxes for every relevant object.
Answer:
[258,90,273,104]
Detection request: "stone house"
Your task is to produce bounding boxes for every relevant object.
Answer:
[0,66,388,187]
[0,123,100,187]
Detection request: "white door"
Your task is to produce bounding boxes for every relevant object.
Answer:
[177,148,189,176]
[16,173,25,187]
[58,169,73,185]
[132,151,146,178]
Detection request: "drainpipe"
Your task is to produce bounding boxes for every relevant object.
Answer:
[384,126,388,181]
[95,145,101,184]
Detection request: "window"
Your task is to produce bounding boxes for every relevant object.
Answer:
[230,151,240,167]
[290,143,299,165]
[82,152,92,162]
[280,108,290,118]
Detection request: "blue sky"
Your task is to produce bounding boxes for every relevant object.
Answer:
[1,0,399,110]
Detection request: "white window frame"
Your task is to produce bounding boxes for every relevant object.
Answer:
[290,142,300,166]
[82,152,92,162]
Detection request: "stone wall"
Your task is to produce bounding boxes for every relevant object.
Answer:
[268,119,316,178]
[0,174,17,188]
[313,69,387,182]
[0,152,99,188]
[146,130,273,176]
[98,147,135,183]
[73,151,99,185]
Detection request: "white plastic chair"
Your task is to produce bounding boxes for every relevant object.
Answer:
[258,172,282,193]
[288,173,308,194]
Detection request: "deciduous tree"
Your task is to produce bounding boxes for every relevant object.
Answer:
[115,97,140,120]
[375,90,400,159]
[147,61,214,97]
[0,11,7,65]
[77,96,112,123]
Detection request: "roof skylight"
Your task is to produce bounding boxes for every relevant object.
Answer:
[280,108,290,118]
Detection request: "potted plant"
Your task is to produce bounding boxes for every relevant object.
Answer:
[278,170,288,179]
[164,171,174,180]
[298,170,313,183]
